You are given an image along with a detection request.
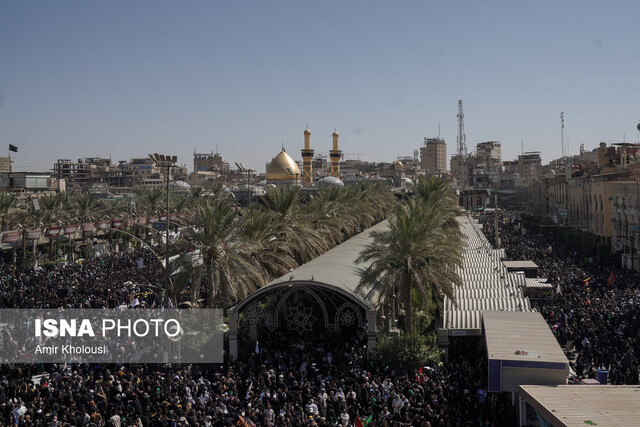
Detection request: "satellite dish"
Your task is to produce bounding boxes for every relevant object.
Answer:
[614,241,624,252]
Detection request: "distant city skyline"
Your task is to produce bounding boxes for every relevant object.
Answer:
[2,1,640,173]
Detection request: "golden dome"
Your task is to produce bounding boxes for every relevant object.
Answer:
[266,149,301,181]
[304,128,311,135]
[393,160,404,171]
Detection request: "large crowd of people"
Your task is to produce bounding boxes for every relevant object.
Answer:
[0,334,515,426]
[6,208,635,425]
[0,250,162,310]
[480,211,640,386]
[0,242,520,426]
[0,207,640,427]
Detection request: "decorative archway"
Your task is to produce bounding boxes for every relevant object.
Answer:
[228,281,378,361]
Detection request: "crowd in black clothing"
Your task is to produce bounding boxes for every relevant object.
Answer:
[479,212,640,385]
[0,242,520,426]
[0,250,162,309]
[0,334,515,426]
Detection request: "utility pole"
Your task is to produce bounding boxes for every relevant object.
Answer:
[561,112,565,159]
[148,153,177,308]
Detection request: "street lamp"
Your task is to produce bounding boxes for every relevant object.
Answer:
[235,163,255,209]
[148,153,177,307]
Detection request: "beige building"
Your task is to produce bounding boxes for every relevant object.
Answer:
[0,157,12,173]
[517,152,542,184]
[194,151,228,173]
[420,137,447,175]
[530,149,640,270]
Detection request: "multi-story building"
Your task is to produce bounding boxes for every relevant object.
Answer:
[53,158,128,191]
[529,143,640,270]
[477,141,502,160]
[450,141,503,189]
[0,172,54,194]
[53,157,189,191]
[420,137,447,175]
[0,157,12,173]
[518,152,543,184]
[194,151,227,173]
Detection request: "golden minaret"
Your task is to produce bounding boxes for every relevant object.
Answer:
[301,128,314,187]
[330,129,342,178]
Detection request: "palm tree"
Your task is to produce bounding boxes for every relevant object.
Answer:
[172,194,190,223]
[71,192,100,257]
[351,180,397,224]
[356,198,463,334]
[411,176,461,226]
[262,185,333,263]
[181,199,263,309]
[189,185,205,210]
[14,204,42,269]
[137,187,164,215]
[39,193,65,260]
[238,208,298,280]
[304,189,352,246]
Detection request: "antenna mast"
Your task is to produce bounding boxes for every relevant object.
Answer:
[561,112,565,158]
[456,99,467,186]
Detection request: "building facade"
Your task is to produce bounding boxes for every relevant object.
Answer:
[517,152,543,184]
[420,137,447,175]
[529,143,640,270]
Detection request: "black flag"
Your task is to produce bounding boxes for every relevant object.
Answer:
[8,144,17,153]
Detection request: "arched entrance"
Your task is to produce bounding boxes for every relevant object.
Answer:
[228,281,377,361]
[228,220,389,361]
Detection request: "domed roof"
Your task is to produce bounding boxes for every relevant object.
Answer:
[316,176,345,188]
[304,128,311,135]
[401,177,413,185]
[393,160,404,171]
[332,130,339,137]
[266,149,301,181]
[169,180,191,190]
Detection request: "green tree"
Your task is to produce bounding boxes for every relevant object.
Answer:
[137,187,164,215]
[71,192,101,257]
[262,185,332,263]
[356,198,463,334]
[373,332,441,371]
[189,185,206,210]
[181,199,263,309]
[238,208,298,280]
[39,193,66,260]
[411,176,461,226]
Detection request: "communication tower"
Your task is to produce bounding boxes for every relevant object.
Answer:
[456,100,467,186]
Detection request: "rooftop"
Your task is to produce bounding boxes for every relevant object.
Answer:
[519,385,640,427]
[484,311,567,364]
[502,260,539,269]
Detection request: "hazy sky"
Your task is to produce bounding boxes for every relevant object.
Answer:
[1,1,639,173]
